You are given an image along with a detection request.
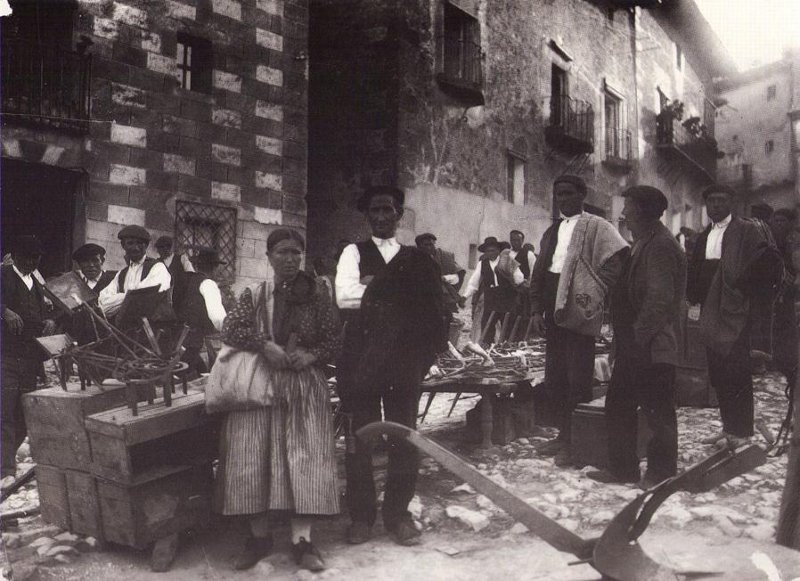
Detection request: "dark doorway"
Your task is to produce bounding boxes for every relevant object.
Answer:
[1,158,80,277]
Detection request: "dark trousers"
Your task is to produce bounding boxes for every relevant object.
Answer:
[338,324,424,527]
[2,356,39,478]
[544,316,595,443]
[706,327,754,437]
[606,358,678,481]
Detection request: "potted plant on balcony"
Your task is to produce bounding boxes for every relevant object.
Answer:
[656,100,684,145]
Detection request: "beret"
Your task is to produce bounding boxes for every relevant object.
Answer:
[415,233,436,246]
[154,235,173,248]
[700,183,737,200]
[621,185,669,217]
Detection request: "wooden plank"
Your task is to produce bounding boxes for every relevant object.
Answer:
[87,433,133,484]
[35,465,71,530]
[65,470,103,540]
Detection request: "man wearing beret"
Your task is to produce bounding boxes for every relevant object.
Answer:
[336,185,446,547]
[1,236,56,488]
[73,243,117,294]
[588,186,686,487]
[99,225,172,317]
[529,175,628,466]
[687,184,783,449]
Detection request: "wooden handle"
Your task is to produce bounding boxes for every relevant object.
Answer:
[480,312,499,343]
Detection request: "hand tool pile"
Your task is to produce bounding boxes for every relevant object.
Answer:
[425,339,547,386]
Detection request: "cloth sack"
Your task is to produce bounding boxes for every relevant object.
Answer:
[205,344,274,413]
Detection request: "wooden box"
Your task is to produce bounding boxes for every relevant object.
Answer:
[36,464,70,530]
[97,463,212,549]
[85,391,215,485]
[65,469,103,539]
[570,400,652,469]
[22,381,131,470]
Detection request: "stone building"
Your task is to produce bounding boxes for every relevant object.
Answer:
[306,0,734,267]
[1,0,307,290]
[716,48,800,212]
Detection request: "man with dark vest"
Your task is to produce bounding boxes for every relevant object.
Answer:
[529,175,628,466]
[687,184,783,449]
[460,236,523,343]
[1,236,56,488]
[99,225,171,317]
[176,247,227,377]
[335,185,445,547]
[509,230,535,282]
[155,235,194,311]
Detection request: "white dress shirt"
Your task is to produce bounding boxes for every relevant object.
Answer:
[99,258,172,316]
[81,271,104,290]
[335,237,401,309]
[461,258,524,298]
[549,212,585,274]
[163,253,195,273]
[509,248,536,280]
[198,279,226,331]
[13,266,34,291]
[705,213,731,260]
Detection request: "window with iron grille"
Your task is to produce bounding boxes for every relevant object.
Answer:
[441,3,482,88]
[174,200,237,281]
[176,32,212,94]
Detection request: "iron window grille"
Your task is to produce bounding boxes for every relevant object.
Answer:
[174,200,237,282]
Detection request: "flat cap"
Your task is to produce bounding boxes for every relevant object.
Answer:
[117,225,151,242]
[622,185,669,218]
[700,183,737,200]
[356,185,405,213]
[415,233,437,246]
[72,243,106,262]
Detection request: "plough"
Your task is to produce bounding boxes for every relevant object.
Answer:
[358,422,800,580]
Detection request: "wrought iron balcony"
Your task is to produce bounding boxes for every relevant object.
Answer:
[436,29,484,106]
[545,95,594,155]
[2,41,92,133]
[655,113,718,179]
[603,128,634,171]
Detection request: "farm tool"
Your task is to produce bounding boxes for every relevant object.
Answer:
[358,422,800,580]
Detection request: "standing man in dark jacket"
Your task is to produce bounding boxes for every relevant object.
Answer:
[1,236,56,488]
[176,247,227,377]
[155,235,194,312]
[687,184,783,448]
[335,186,445,547]
[587,186,686,487]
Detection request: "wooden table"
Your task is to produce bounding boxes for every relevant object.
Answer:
[421,370,544,448]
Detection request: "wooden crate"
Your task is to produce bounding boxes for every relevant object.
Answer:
[96,463,212,549]
[65,470,103,539]
[85,391,216,485]
[22,381,135,470]
[36,464,70,530]
[570,400,652,469]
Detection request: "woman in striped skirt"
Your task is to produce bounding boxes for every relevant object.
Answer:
[214,228,341,571]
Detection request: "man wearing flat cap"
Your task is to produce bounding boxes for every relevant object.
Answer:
[1,236,56,488]
[687,184,783,449]
[415,233,466,320]
[460,236,524,342]
[99,225,172,317]
[336,185,446,547]
[72,244,117,294]
[154,235,194,312]
[588,186,686,488]
[176,247,227,377]
[529,175,628,466]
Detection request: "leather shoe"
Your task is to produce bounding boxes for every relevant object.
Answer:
[292,537,326,572]
[386,517,421,546]
[346,522,372,545]
[234,534,273,570]
[586,469,638,484]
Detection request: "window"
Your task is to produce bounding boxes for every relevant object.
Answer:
[506,152,525,205]
[550,64,568,126]
[767,85,776,101]
[604,91,622,158]
[175,200,237,281]
[442,2,481,87]
[765,140,775,155]
[675,43,683,71]
[176,33,212,93]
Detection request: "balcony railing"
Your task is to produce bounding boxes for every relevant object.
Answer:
[2,42,92,132]
[442,34,482,88]
[545,95,594,154]
[656,113,718,178]
[604,128,633,170]
[717,163,753,189]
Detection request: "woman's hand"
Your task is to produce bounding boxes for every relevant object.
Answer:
[288,348,317,371]
[263,341,291,369]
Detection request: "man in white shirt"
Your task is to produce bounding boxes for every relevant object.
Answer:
[335,185,438,548]
[529,175,627,466]
[99,225,171,318]
[687,184,783,449]
[460,236,524,342]
[72,244,117,293]
[175,247,227,377]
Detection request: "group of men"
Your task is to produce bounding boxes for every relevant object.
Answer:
[1,227,228,488]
